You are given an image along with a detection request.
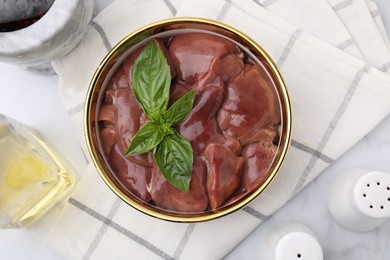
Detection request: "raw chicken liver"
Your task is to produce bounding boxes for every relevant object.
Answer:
[242,133,278,192]
[169,33,240,83]
[97,33,281,213]
[149,156,209,212]
[218,64,281,145]
[108,144,152,202]
[204,144,245,210]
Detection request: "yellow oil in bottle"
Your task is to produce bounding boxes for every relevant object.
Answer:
[0,115,76,228]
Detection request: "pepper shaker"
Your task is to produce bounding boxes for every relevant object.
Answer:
[328,168,390,231]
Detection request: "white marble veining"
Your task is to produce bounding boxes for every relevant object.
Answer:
[0,0,390,259]
[0,0,93,66]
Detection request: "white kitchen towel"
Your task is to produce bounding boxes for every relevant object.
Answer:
[366,0,390,50]
[47,0,390,259]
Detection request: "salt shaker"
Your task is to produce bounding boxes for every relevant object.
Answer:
[257,221,323,260]
[328,168,390,231]
[0,114,76,228]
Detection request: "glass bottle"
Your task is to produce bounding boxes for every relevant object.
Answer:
[0,114,76,228]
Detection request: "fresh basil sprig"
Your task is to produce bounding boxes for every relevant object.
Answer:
[154,130,193,193]
[125,40,195,193]
[131,39,171,120]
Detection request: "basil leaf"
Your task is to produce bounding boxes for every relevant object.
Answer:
[125,122,164,156]
[164,90,195,126]
[154,131,193,192]
[126,40,196,193]
[132,40,171,120]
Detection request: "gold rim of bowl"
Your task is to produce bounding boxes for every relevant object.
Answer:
[84,17,292,223]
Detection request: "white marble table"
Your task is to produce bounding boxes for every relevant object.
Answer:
[0,0,390,259]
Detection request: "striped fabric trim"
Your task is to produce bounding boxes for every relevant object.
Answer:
[83,198,122,259]
[242,206,269,220]
[277,28,303,67]
[66,21,112,117]
[332,0,353,12]
[69,198,269,258]
[379,61,390,72]
[69,198,175,260]
[289,64,371,198]
[90,21,112,51]
[370,9,380,18]
[261,0,280,8]
[217,0,232,21]
[163,0,177,15]
[336,38,355,50]
[173,224,196,259]
[67,102,84,115]
[291,140,334,164]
